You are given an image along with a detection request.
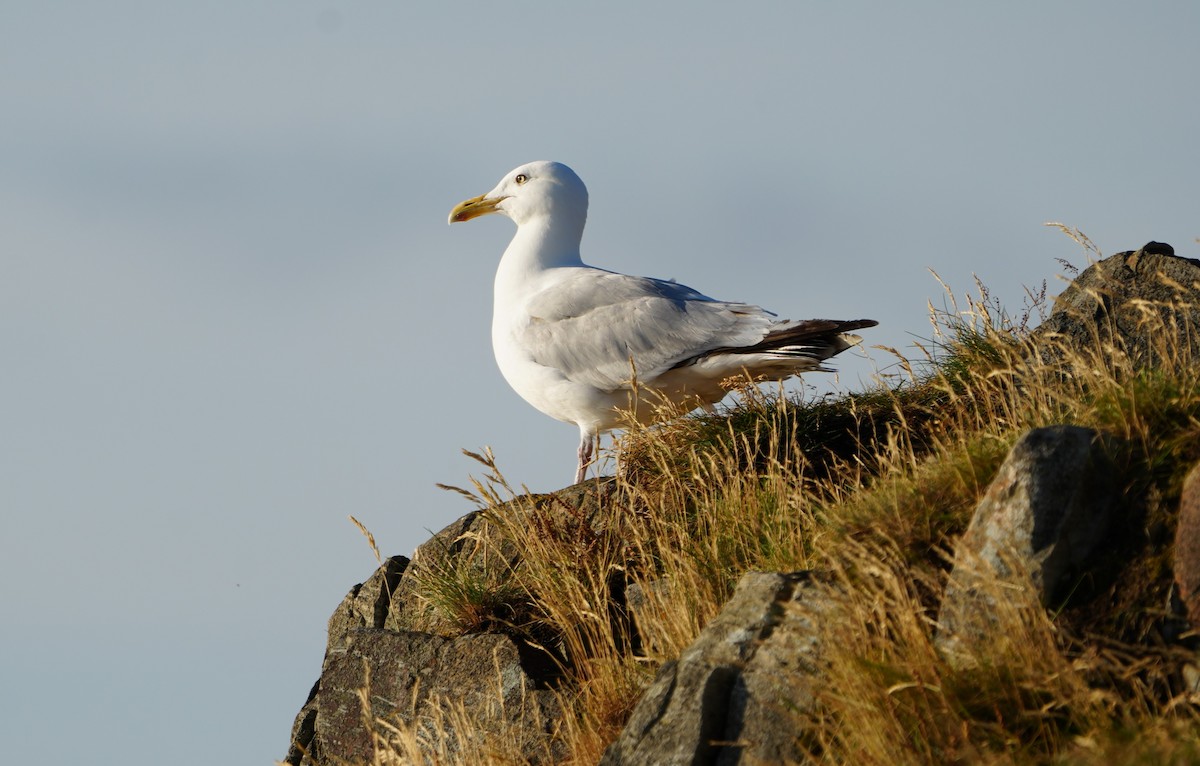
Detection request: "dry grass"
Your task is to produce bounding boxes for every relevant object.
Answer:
[355,264,1200,764]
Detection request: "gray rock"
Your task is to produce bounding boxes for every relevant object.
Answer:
[327,555,409,654]
[317,628,563,764]
[285,480,620,764]
[283,681,320,766]
[937,426,1116,663]
[602,571,832,765]
[285,556,409,766]
[1037,242,1200,366]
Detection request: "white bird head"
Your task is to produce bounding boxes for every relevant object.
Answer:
[448,160,588,228]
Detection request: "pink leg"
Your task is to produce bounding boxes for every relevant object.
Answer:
[575,430,596,484]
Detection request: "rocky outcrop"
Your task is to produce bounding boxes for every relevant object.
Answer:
[286,480,624,766]
[285,480,618,765]
[284,520,559,765]
[286,243,1200,764]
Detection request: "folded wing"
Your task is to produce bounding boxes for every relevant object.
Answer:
[520,271,776,391]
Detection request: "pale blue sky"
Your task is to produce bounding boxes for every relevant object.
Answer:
[2,2,1197,764]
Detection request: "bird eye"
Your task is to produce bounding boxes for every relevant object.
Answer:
[514,174,528,185]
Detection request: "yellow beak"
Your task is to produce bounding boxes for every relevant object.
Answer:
[448,193,506,224]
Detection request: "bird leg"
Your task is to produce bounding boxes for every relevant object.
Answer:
[575,431,597,484]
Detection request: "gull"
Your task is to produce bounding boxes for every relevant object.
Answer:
[449,161,877,484]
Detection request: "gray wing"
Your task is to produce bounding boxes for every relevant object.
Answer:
[520,270,774,391]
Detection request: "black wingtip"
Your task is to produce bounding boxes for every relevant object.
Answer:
[835,318,879,332]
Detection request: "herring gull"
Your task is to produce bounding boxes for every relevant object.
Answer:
[449,161,877,484]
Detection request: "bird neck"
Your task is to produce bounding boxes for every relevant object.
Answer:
[497,215,586,281]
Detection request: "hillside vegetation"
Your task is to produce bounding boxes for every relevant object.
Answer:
[358,249,1200,765]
